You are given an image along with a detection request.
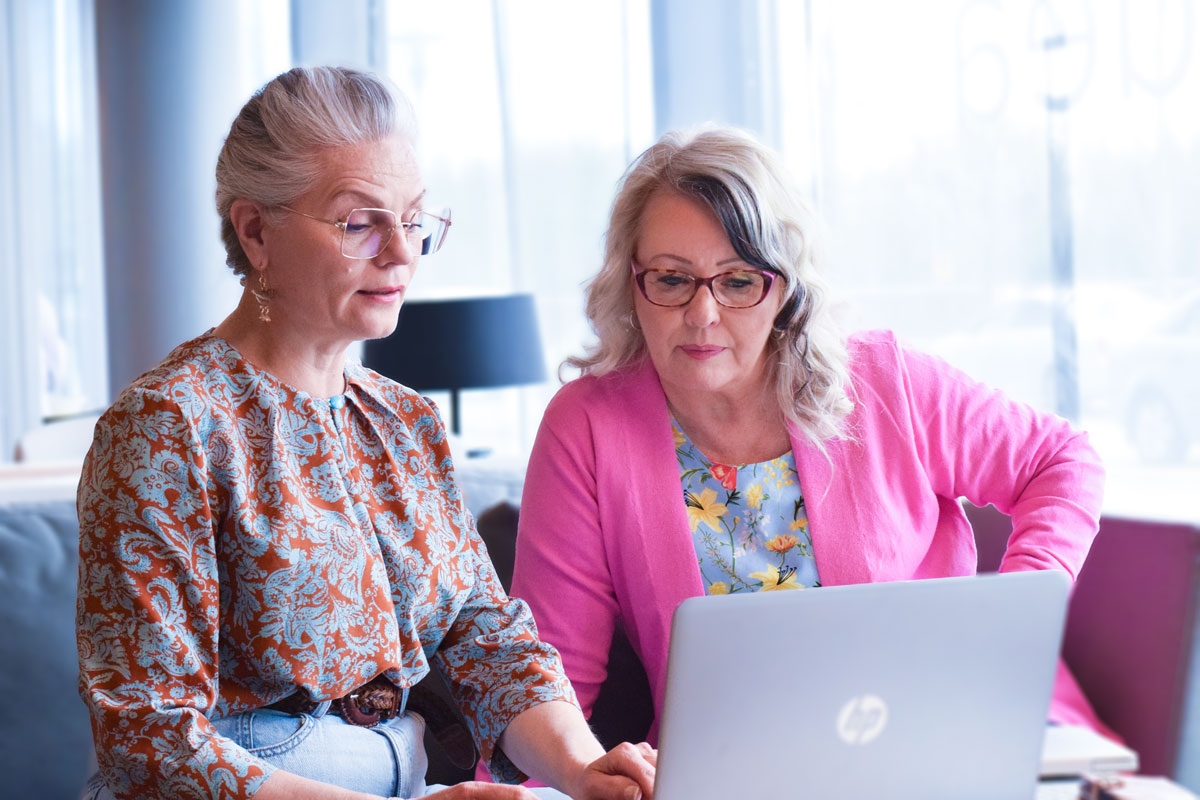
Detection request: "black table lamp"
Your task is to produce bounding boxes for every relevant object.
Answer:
[363,293,547,435]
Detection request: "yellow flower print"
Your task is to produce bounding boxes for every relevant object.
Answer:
[745,482,765,508]
[766,534,798,553]
[686,488,728,532]
[672,422,686,448]
[709,581,731,595]
[789,518,808,533]
[750,564,803,591]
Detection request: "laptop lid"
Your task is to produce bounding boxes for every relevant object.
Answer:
[654,570,1070,800]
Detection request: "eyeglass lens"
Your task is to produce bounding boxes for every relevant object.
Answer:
[642,269,769,308]
[340,208,450,258]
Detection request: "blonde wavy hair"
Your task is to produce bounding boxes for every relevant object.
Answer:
[569,126,854,447]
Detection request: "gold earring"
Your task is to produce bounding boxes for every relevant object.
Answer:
[253,271,271,322]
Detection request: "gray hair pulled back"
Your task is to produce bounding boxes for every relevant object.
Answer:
[215,66,416,280]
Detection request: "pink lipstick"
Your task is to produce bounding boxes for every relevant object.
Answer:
[680,345,725,360]
[360,286,405,303]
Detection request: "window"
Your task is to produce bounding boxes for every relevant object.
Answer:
[0,0,291,462]
[772,0,1199,520]
[4,0,1193,523]
[381,0,1197,520]
[383,0,653,453]
[1,0,106,457]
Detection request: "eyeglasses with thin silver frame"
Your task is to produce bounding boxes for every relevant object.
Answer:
[278,205,452,258]
[630,257,777,308]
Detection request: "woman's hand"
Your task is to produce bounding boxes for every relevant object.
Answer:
[421,782,543,799]
[418,742,658,800]
[566,741,657,800]
[495,701,656,799]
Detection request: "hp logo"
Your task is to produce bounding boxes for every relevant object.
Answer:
[836,694,889,744]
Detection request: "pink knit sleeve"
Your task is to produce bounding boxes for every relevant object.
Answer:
[510,385,621,719]
[875,333,1104,578]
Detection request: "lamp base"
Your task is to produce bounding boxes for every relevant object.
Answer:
[448,388,461,436]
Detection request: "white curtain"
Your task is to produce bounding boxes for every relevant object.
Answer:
[382,0,655,454]
[0,0,105,460]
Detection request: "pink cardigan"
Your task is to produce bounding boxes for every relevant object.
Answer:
[511,330,1112,744]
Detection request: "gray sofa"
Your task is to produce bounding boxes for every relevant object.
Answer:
[4,468,1199,798]
[0,493,95,799]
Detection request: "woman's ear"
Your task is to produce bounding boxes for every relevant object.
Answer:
[230,198,269,270]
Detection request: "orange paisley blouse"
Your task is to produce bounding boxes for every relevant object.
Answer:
[76,331,574,800]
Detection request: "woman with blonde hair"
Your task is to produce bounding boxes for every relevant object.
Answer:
[510,125,1113,746]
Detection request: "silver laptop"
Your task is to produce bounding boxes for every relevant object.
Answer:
[654,570,1070,800]
[1040,723,1138,777]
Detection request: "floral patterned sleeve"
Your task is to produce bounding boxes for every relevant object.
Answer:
[428,452,578,783]
[76,388,273,800]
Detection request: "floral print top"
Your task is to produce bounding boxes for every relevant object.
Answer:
[673,420,820,594]
[76,332,574,800]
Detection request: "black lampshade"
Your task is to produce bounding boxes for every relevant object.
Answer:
[362,293,547,433]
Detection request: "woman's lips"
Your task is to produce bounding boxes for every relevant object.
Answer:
[680,345,725,360]
[360,286,405,302]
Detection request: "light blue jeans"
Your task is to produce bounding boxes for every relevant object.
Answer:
[81,702,569,799]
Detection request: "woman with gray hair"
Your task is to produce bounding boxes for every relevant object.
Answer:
[510,126,1112,749]
[76,66,655,800]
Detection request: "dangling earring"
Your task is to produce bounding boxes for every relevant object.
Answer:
[253,271,272,322]
[626,312,641,332]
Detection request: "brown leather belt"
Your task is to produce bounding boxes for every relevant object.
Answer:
[267,674,405,728]
[265,675,477,770]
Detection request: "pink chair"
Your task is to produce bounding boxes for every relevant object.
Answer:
[967,502,1200,782]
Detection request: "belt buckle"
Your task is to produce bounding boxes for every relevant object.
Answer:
[336,679,402,728]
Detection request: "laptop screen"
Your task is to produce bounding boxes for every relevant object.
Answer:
[654,571,1069,800]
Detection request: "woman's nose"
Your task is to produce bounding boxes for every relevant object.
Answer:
[683,282,722,327]
[377,226,417,266]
